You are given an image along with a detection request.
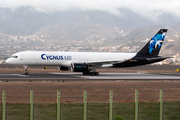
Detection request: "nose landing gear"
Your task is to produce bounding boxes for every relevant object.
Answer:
[23,65,29,75]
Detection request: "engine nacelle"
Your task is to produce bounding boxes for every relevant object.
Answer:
[71,63,89,72]
[58,66,69,71]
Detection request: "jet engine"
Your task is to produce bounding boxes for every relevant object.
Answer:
[71,63,89,72]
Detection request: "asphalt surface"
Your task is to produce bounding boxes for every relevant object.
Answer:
[0,72,180,81]
[1,64,180,70]
[1,65,180,81]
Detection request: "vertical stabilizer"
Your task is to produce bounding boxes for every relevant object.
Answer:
[137,29,168,56]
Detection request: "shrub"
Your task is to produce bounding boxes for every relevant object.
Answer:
[113,115,125,120]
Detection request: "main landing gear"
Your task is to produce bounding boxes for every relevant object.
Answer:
[23,65,29,75]
[82,66,99,76]
[83,71,99,76]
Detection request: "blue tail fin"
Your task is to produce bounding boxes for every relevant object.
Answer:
[137,29,168,56]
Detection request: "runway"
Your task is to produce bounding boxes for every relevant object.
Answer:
[0,72,180,81]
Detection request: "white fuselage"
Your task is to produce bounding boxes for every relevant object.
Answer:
[5,51,136,67]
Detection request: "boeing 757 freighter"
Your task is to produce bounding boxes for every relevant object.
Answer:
[5,29,169,76]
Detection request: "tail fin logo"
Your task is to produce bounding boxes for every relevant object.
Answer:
[148,32,166,54]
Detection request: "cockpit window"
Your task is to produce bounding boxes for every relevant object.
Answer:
[10,56,18,58]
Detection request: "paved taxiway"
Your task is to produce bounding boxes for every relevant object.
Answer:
[1,64,180,70]
[0,72,180,81]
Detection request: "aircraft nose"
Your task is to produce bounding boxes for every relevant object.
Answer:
[5,59,11,64]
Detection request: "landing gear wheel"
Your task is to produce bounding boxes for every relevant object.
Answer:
[87,71,91,75]
[25,72,29,75]
[23,65,29,75]
[83,71,91,75]
[83,72,87,75]
[95,72,99,76]
[82,71,99,76]
[91,72,95,76]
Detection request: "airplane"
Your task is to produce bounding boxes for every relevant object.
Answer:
[5,29,170,76]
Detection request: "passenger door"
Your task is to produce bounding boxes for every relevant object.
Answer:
[20,54,23,60]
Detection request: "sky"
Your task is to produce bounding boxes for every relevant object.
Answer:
[0,0,179,21]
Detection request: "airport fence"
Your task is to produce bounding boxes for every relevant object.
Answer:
[1,90,180,120]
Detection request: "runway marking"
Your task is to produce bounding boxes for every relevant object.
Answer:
[0,73,180,81]
[80,73,180,79]
[0,78,84,80]
[51,73,80,76]
[50,73,180,80]
[0,74,28,77]
[11,74,29,77]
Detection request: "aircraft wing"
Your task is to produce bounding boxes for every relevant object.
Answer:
[85,59,125,66]
[85,56,171,66]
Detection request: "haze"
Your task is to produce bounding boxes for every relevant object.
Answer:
[0,0,180,21]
